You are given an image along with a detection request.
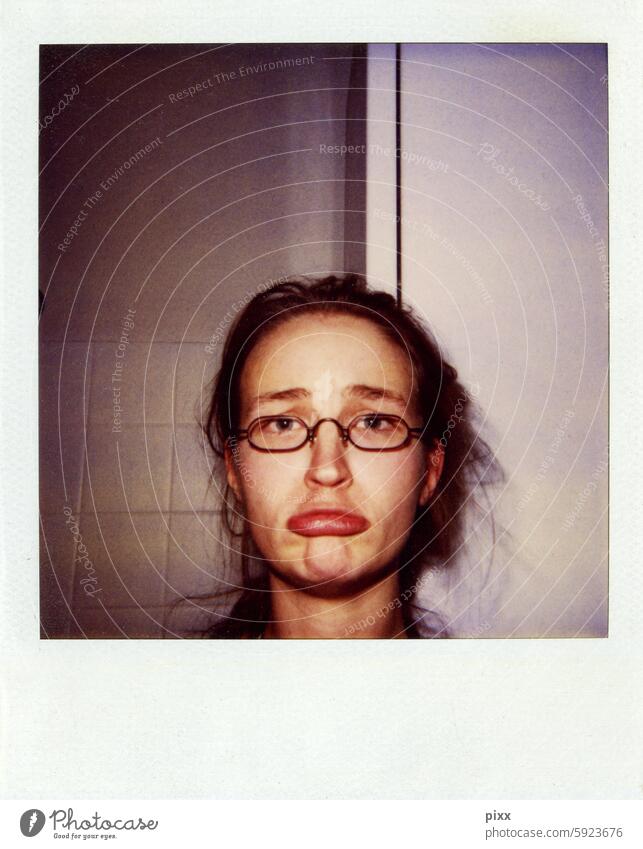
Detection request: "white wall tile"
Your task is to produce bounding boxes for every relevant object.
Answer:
[40,342,92,515]
[170,424,218,513]
[164,512,234,637]
[82,424,173,513]
[70,512,169,612]
[71,604,167,639]
[174,343,215,425]
[89,342,178,426]
[165,511,231,600]
[39,514,76,638]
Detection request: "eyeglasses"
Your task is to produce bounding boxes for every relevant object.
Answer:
[229,414,425,453]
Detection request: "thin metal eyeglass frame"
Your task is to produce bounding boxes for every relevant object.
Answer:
[229,415,426,453]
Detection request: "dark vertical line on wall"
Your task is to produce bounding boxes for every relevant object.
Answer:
[395,43,402,307]
[343,43,368,275]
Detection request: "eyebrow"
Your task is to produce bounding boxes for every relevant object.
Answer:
[254,384,408,407]
[347,384,408,406]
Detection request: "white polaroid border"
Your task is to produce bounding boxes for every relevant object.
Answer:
[1,0,641,801]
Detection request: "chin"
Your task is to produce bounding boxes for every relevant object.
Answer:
[299,535,363,584]
[276,548,394,598]
[301,553,356,586]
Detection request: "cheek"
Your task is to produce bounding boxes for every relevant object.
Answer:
[234,451,305,519]
[352,451,426,513]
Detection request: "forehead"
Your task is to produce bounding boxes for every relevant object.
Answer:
[239,312,415,402]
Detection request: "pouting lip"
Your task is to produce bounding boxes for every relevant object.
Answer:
[289,507,367,521]
[287,508,370,536]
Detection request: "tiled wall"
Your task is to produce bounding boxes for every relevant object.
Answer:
[40,341,226,637]
[39,43,367,637]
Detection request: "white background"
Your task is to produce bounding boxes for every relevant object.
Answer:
[1,0,642,802]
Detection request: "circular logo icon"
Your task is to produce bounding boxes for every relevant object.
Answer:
[20,809,45,837]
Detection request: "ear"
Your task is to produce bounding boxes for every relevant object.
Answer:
[224,440,242,501]
[418,440,444,507]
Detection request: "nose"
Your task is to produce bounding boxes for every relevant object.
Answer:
[304,419,353,489]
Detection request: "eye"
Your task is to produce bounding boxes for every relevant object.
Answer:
[248,416,308,450]
[263,417,305,433]
[352,414,399,432]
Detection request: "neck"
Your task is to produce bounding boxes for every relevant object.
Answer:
[263,570,409,639]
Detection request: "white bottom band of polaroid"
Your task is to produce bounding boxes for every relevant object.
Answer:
[2,800,642,847]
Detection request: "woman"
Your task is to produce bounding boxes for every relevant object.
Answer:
[201,273,500,638]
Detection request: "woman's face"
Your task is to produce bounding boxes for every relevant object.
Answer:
[225,312,443,596]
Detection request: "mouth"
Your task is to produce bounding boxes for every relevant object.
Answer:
[287,509,370,537]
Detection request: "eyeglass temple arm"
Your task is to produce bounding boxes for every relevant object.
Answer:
[227,431,248,443]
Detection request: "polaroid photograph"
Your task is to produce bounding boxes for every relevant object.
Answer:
[2,0,642,827]
[38,42,607,642]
